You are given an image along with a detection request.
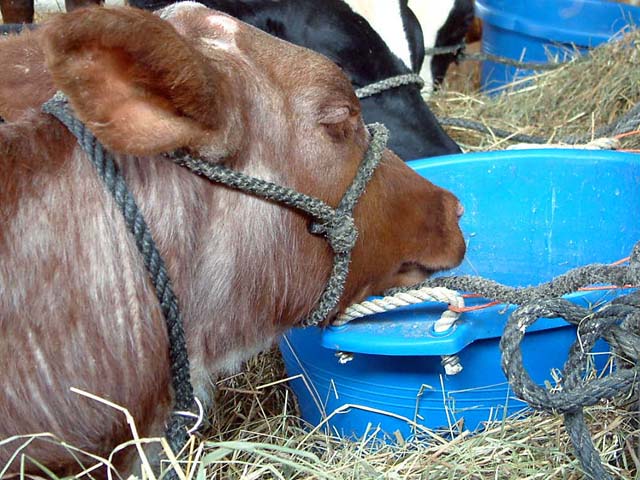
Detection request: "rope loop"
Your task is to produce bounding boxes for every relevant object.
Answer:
[309,213,358,254]
[501,296,640,480]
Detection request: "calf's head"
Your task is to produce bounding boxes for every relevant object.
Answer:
[1,3,465,475]
[38,3,465,316]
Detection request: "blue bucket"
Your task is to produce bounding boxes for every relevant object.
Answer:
[476,0,640,91]
[280,149,640,441]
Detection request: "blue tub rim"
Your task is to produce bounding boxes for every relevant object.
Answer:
[475,0,640,47]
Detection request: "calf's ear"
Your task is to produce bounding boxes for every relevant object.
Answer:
[40,6,243,158]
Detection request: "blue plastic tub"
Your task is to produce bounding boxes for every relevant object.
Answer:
[476,0,640,91]
[280,148,640,442]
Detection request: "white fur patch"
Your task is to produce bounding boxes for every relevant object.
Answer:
[157,1,206,20]
[200,14,240,51]
[344,0,413,70]
[207,14,240,34]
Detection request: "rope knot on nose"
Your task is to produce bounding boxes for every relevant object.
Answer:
[309,214,358,254]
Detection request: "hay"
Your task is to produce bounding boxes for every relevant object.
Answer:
[429,29,640,152]
[187,349,639,480]
[6,348,636,479]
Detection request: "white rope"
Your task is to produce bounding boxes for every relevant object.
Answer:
[335,286,464,326]
[334,286,466,375]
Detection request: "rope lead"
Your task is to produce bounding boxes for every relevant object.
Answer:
[42,92,198,459]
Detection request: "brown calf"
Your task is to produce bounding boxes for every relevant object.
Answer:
[0,4,465,477]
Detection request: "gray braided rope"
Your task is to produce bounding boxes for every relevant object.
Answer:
[169,123,389,327]
[387,255,639,305]
[168,155,343,245]
[355,73,425,99]
[438,117,548,144]
[41,92,196,457]
[424,43,466,58]
[387,241,640,479]
[0,23,33,35]
[563,100,640,144]
[501,298,639,480]
[461,50,578,71]
[425,42,577,71]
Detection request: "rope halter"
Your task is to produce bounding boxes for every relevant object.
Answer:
[166,122,389,327]
[355,73,425,99]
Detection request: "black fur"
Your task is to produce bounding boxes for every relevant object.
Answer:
[431,0,474,85]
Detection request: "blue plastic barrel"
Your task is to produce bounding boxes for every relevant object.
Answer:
[279,149,640,442]
[476,0,640,91]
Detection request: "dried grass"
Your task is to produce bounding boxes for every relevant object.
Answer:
[186,349,639,480]
[429,29,640,152]
[5,351,638,479]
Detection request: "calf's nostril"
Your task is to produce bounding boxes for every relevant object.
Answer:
[456,202,464,219]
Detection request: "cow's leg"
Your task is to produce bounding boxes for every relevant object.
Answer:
[64,0,102,11]
[0,0,34,23]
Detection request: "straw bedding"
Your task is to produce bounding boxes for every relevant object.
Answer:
[431,29,640,153]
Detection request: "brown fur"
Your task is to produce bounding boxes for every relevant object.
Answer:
[0,28,52,122]
[0,4,465,477]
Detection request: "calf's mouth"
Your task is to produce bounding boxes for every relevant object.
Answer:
[391,261,439,288]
